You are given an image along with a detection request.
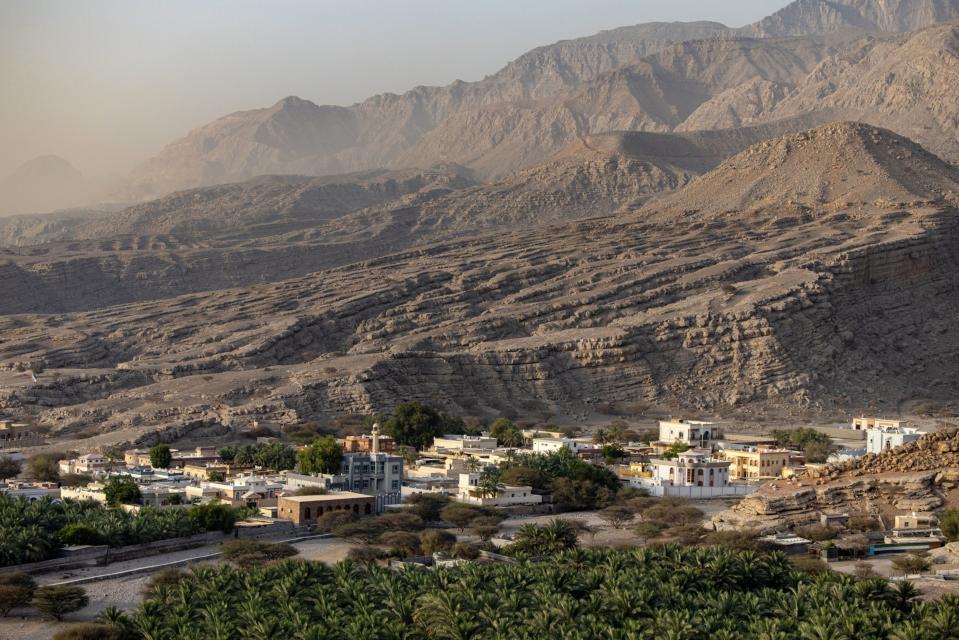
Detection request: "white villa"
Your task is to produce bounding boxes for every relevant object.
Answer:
[657,419,721,448]
[865,424,921,454]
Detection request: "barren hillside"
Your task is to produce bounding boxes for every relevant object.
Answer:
[3,125,959,441]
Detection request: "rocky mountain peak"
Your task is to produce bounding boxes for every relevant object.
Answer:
[644,122,959,218]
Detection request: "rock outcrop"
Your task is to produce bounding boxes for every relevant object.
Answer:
[715,429,959,531]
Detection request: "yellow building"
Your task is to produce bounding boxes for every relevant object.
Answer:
[722,445,791,480]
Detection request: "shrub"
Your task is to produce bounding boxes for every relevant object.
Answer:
[452,542,481,560]
[794,524,840,542]
[847,515,880,532]
[664,524,707,546]
[404,493,450,521]
[892,552,931,575]
[598,505,635,529]
[853,561,880,579]
[790,556,830,575]
[941,509,959,542]
[420,529,457,555]
[334,520,387,544]
[220,540,298,567]
[702,530,762,551]
[52,623,125,640]
[381,531,421,557]
[314,510,357,533]
[440,503,489,531]
[347,546,388,564]
[377,512,425,532]
[142,568,185,596]
[0,457,21,481]
[633,521,667,543]
[32,585,89,620]
[0,572,35,616]
[58,523,107,546]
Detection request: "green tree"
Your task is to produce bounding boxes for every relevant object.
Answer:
[941,509,959,542]
[296,436,343,475]
[0,457,21,481]
[489,418,524,447]
[59,473,93,487]
[32,585,89,621]
[58,523,107,546]
[500,465,547,490]
[148,444,172,469]
[404,493,450,521]
[509,519,579,555]
[661,440,690,460]
[191,502,236,533]
[103,476,141,507]
[440,503,487,531]
[382,401,463,449]
[472,466,504,498]
[26,454,60,482]
[601,443,625,463]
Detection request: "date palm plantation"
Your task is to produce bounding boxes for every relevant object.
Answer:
[120,546,957,640]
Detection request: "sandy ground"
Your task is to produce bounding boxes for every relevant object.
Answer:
[0,536,360,640]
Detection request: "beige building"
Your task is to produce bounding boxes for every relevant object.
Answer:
[455,473,542,507]
[185,474,283,509]
[722,445,791,480]
[277,492,375,525]
[851,417,907,431]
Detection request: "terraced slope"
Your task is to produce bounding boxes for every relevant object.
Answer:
[2,125,959,442]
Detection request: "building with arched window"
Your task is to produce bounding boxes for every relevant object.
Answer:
[277,492,375,525]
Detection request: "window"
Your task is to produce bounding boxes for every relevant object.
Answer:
[391,480,399,490]
[391,465,399,474]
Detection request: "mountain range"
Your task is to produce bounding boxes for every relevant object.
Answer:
[4,0,959,442]
[117,0,959,200]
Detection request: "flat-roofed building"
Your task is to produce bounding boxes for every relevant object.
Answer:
[722,445,791,480]
[657,420,721,448]
[432,434,497,452]
[455,473,542,507]
[185,474,283,509]
[852,417,908,431]
[59,453,112,476]
[0,421,43,449]
[649,450,731,488]
[532,437,579,454]
[343,433,397,454]
[866,425,921,454]
[277,492,375,525]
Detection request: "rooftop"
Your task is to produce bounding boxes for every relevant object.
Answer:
[279,492,372,502]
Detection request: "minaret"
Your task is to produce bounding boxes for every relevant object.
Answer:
[371,423,380,455]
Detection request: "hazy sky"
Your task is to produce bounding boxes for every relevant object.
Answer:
[0,0,791,177]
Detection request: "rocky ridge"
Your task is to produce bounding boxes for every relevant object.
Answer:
[714,428,959,532]
[121,0,959,200]
[3,125,959,440]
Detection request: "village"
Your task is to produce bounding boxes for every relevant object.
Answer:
[0,409,956,637]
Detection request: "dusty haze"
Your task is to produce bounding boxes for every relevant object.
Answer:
[0,0,789,214]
